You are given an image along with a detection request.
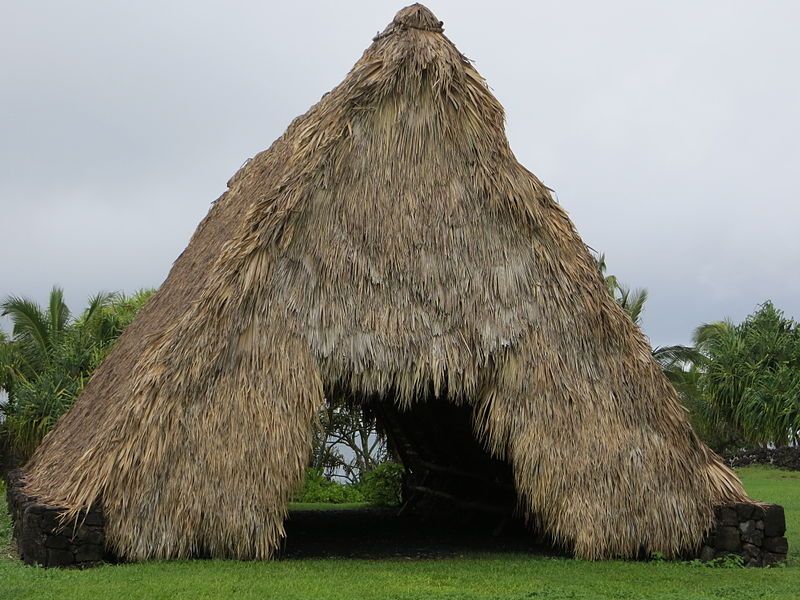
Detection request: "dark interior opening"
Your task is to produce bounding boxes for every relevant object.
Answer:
[281,391,555,559]
[376,396,517,519]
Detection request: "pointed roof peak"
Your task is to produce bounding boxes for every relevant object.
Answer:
[388,4,444,33]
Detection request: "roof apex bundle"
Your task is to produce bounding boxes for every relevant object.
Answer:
[22,3,747,561]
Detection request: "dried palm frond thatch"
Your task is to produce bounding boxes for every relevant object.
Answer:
[23,3,747,561]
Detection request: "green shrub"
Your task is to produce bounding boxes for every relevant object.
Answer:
[294,468,365,504]
[358,462,403,506]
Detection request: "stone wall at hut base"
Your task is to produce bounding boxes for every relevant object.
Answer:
[700,503,788,566]
[5,469,111,568]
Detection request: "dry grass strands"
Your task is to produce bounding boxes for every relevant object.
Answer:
[23,3,747,561]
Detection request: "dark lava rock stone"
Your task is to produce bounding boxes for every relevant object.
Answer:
[717,506,739,527]
[741,543,762,567]
[735,503,754,520]
[763,536,788,554]
[763,505,786,537]
[715,527,742,552]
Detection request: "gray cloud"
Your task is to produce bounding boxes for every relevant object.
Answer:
[2,0,798,346]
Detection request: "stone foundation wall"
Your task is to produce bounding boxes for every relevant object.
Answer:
[700,502,788,566]
[5,470,110,567]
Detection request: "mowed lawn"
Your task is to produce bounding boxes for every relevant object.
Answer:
[1,466,798,600]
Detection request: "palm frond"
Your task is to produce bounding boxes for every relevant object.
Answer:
[693,320,735,349]
[47,286,70,334]
[1,295,50,354]
[617,286,648,325]
[82,291,118,324]
[593,252,619,297]
[652,344,702,367]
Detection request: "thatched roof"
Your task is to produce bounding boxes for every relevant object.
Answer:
[24,3,746,560]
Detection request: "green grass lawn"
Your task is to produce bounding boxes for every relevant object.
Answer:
[1,466,798,600]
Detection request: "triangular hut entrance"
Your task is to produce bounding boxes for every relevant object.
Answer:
[13,4,757,565]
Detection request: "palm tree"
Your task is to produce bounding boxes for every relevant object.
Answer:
[596,254,800,450]
[1,287,155,461]
[1,287,71,379]
[691,306,800,448]
[594,253,649,325]
[595,253,618,297]
[0,288,122,380]
[78,289,153,345]
[615,286,648,326]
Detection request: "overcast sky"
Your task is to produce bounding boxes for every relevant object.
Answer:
[1,1,798,347]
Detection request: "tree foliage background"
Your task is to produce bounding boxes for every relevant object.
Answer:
[0,288,154,464]
[597,254,800,452]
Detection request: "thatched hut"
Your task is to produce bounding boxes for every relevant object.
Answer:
[17,4,751,562]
